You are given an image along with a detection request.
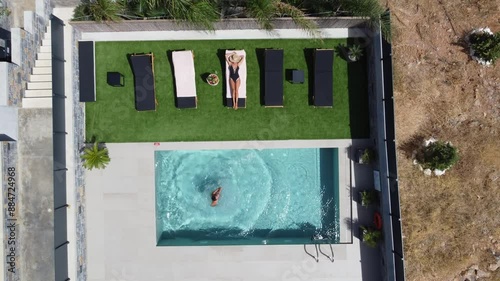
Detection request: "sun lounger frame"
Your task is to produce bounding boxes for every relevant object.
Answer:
[78,41,95,102]
[313,49,334,107]
[264,49,284,107]
[130,53,157,111]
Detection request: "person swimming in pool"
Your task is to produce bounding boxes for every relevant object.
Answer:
[211,187,222,207]
[225,52,245,110]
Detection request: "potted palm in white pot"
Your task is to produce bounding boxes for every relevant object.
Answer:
[348,44,364,62]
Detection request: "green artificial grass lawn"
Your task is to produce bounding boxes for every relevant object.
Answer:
[86,39,369,142]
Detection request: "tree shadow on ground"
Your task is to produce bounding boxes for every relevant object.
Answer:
[347,42,370,138]
[451,29,474,57]
[334,44,350,62]
[399,133,426,159]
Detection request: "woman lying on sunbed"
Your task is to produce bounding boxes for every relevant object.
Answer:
[226,52,245,110]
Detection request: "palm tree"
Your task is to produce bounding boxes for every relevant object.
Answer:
[76,0,392,38]
[121,0,219,28]
[340,0,391,41]
[73,0,124,22]
[75,0,220,27]
[124,0,166,18]
[161,0,220,29]
[245,0,319,37]
[81,142,111,170]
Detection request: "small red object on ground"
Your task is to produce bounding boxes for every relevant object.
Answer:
[154,142,160,146]
[374,211,382,230]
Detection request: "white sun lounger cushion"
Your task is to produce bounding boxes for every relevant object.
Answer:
[172,50,197,98]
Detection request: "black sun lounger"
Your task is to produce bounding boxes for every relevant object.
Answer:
[313,49,334,107]
[78,41,95,102]
[264,49,284,107]
[130,53,156,111]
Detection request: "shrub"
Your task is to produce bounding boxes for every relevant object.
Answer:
[360,190,378,206]
[340,0,391,42]
[0,7,11,18]
[360,226,382,248]
[73,0,123,22]
[422,141,458,171]
[359,148,376,164]
[81,142,110,170]
[468,29,500,65]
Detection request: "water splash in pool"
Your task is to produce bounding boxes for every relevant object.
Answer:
[156,149,273,232]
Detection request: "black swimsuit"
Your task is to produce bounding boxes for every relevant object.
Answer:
[229,66,240,82]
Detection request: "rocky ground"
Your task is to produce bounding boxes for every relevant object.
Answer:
[388,0,499,280]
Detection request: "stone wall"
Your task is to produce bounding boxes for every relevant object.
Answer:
[7,0,52,107]
[71,17,368,33]
[40,0,51,21]
[7,62,22,106]
[71,26,87,281]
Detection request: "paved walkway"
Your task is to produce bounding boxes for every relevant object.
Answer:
[81,28,368,41]
[84,139,381,281]
[17,108,54,281]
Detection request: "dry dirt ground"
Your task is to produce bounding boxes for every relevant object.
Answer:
[387,0,500,280]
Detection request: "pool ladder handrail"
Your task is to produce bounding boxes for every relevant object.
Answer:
[304,244,319,262]
[304,243,334,263]
[318,243,335,262]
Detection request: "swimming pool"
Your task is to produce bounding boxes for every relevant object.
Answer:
[155,148,339,246]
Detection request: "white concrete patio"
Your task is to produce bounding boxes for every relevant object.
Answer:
[80,28,369,42]
[84,139,378,281]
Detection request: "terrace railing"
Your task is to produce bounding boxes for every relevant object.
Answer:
[51,14,70,281]
[369,13,406,281]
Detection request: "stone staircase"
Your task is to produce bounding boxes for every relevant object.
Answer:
[23,22,52,108]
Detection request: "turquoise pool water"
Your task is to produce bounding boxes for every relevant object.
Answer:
[155,148,339,246]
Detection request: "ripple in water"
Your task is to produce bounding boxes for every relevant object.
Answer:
[157,150,273,232]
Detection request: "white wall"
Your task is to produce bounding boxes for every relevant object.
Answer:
[0,105,18,140]
[0,62,7,105]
